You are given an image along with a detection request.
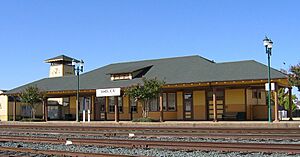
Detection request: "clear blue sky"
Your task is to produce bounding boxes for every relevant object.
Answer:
[0,1,299,93]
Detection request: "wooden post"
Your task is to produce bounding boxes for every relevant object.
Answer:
[159,93,164,122]
[130,97,133,121]
[13,96,16,121]
[114,96,119,122]
[274,85,279,122]
[42,99,45,120]
[213,88,218,122]
[288,87,293,121]
[43,98,48,122]
[91,95,95,121]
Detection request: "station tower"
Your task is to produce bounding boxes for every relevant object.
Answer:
[44,55,79,78]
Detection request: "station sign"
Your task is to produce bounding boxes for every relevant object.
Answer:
[96,88,121,97]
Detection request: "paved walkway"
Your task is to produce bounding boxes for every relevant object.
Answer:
[1,120,300,128]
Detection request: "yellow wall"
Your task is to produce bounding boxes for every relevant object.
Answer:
[8,101,43,120]
[0,92,8,121]
[225,89,245,113]
[176,91,183,120]
[69,96,76,115]
[193,91,206,120]
[132,101,143,119]
[120,96,130,120]
[106,96,132,120]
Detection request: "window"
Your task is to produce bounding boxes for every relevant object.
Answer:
[149,97,159,111]
[108,96,123,113]
[111,73,132,81]
[118,97,123,113]
[108,97,115,113]
[162,92,177,111]
[167,93,176,111]
[207,90,224,99]
[79,97,91,112]
[129,97,137,113]
[163,93,167,111]
[252,90,262,99]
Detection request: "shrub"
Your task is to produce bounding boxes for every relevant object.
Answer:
[20,118,44,122]
[132,117,155,122]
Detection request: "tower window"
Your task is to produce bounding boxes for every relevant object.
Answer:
[111,73,132,81]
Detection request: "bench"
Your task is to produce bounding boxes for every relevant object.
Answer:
[222,112,238,120]
[222,112,246,120]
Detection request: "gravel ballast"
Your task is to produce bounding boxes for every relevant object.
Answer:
[0,141,299,157]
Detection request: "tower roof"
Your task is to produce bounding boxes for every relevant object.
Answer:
[44,55,79,63]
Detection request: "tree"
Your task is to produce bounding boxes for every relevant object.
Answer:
[125,78,165,118]
[289,63,300,91]
[19,86,45,119]
[277,88,298,112]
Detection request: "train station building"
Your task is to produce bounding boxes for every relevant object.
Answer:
[2,55,293,122]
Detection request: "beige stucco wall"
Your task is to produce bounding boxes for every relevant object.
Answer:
[49,64,74,78]
[246,89,271,120]
[0,91,8,121]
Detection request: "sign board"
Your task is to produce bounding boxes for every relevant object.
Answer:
[96,88,121,97]
[265,83,275,91]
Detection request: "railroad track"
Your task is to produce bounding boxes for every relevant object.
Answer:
[0,135,299,154]
[0,146,129,157]
[1,125,300,140]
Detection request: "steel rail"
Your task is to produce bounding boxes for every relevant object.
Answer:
[0,146,132,157]
[1,129,300,140]
[1,124,300,132]
[1,125,300,140]
[0,135,299,154]
[1,125,300,134]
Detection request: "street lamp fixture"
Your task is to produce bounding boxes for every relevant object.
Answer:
[263,36,273,123]
[72,59,84,122]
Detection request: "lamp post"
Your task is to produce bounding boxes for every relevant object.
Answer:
[263,36,273,123]
[72,59,84,122]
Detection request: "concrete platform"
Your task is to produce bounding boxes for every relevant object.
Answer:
[1,120,300,129]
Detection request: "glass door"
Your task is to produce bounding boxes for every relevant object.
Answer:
[184,92,193,120]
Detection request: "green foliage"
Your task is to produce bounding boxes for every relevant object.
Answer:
[277,88,298,112]
[125,78,165,102]
[125,78,165,118]
[132,117,155,122]
[19,86,45,119]
[288,63,300,91]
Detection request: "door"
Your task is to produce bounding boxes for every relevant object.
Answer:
[183,92,193,120]
[207,90,224,120]
[94,97,106,120]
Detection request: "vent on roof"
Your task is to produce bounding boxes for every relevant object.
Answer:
[110,65,152,81]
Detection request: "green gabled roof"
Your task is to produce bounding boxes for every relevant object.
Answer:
[44,55,79,63]
[5,55,287,94]
[107,64,153,74]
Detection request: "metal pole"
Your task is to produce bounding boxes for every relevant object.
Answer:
[76,68,80,122]
[267,48,272,123]
[83,97,86,122]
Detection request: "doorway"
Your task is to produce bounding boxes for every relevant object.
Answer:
[183,92,193,120]
[94,97,106,120]
[207,90,225,120]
